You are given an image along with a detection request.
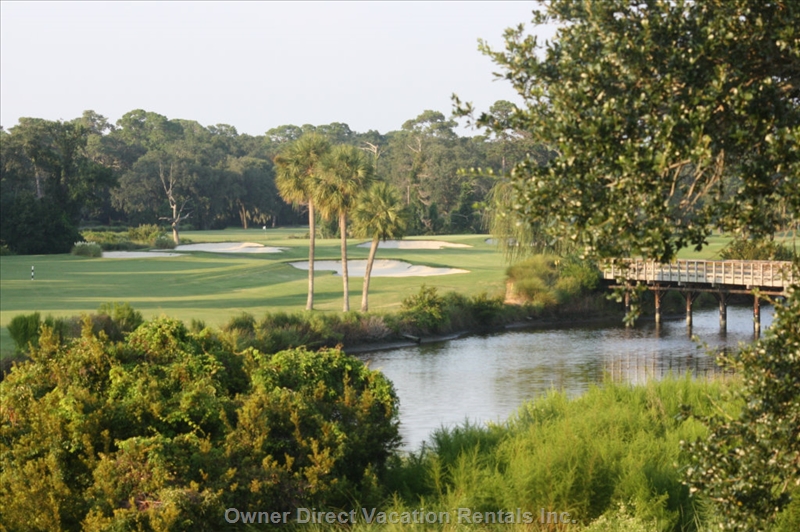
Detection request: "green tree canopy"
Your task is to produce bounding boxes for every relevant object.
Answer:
[459,0,800,262]
[0,118,115,253]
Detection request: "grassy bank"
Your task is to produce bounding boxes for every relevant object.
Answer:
[278,376,798,532]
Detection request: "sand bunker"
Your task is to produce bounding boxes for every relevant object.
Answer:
[356,240,471,250]
[102,251,182,258]
[289,260,468,277]
[174,242,286,253]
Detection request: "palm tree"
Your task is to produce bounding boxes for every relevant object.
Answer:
[274,134,331,310]
[316,145,374,312]
[352,182,407,312]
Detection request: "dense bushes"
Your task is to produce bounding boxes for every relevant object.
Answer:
[0,317,399,531]
[7,312,43,352]
[506,254,602,309]
[81,224,179,251]
[719,237,796,261]
[218,287,520,355]
[5,303,144,356]
[70,241,102,257]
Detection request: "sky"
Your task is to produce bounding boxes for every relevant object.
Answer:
[0,1,554,137]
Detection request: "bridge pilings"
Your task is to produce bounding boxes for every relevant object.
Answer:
[754,295,761,338]
[653,286,665,325]
[683,291,700,328]
[714,292,729,331]
[604,259,792,336]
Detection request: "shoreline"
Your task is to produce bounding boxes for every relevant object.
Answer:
[343,303,765,356]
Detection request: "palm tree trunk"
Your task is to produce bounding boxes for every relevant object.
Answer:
[361,236,379,312]
[340,212,349,312]
[307,201,316,311]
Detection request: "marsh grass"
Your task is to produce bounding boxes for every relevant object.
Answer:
[379,376,741,531]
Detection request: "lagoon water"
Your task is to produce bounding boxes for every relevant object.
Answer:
[360,305,774,452]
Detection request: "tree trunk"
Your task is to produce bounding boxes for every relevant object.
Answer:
[34,165,43,199]
[239,202,248,229]
[307,201,316,311]
[171,202,180,245]
[172,222,180,245]
[361,236,379,312]
[340,211,349,312]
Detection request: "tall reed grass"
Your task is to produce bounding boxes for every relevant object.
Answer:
[378,376,742,531]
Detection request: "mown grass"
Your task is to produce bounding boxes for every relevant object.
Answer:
[0,229,507,357]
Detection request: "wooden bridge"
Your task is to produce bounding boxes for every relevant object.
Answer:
[602,259,795,334]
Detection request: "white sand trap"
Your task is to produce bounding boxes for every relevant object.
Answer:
[174,242,286,253]
[356,240,471,250]
[289,260,468,277]
[102,251,182,258]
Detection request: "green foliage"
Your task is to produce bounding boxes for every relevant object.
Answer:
[0,195,83,255]
[774,490,800,532]
[96,301,144,339]
[82,231,144,251]
[400,285,447,334]
[152,234,176,249]
[223,311,256,334]
[386,377,735,531]
[70,241,102,257]
[0,118,115,255]
[506,254,601,308]
[7,312,41,352]
[683,285,800,530]
[461,0,800,262]
[0,317,399,531]
[719,237,796,261]
[127,223,163,243]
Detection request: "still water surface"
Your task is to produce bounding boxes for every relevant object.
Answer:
[360,306,774,452]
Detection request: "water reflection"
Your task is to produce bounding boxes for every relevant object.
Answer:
[361,305,773,452]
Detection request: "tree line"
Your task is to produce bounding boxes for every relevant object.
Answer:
[0,106,541,255]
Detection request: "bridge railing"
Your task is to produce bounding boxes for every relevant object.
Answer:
[602,259,794,289]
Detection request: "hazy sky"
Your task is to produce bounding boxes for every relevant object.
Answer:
[1,1,554,136]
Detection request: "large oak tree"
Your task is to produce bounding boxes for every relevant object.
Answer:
[459,0,799,262]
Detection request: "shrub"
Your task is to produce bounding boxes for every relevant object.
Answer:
[0,245,14,256]
[127,224,162,243]
[0,317,400,530]
[152,235,176,249]
[507,254,601,308]
[401,285,447,333]
[96,302,144,340]
[223,312,256,334]
[7,312,41,352]
[70,241,102,257]
[82,231,147,251]
[719,237,796,261]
